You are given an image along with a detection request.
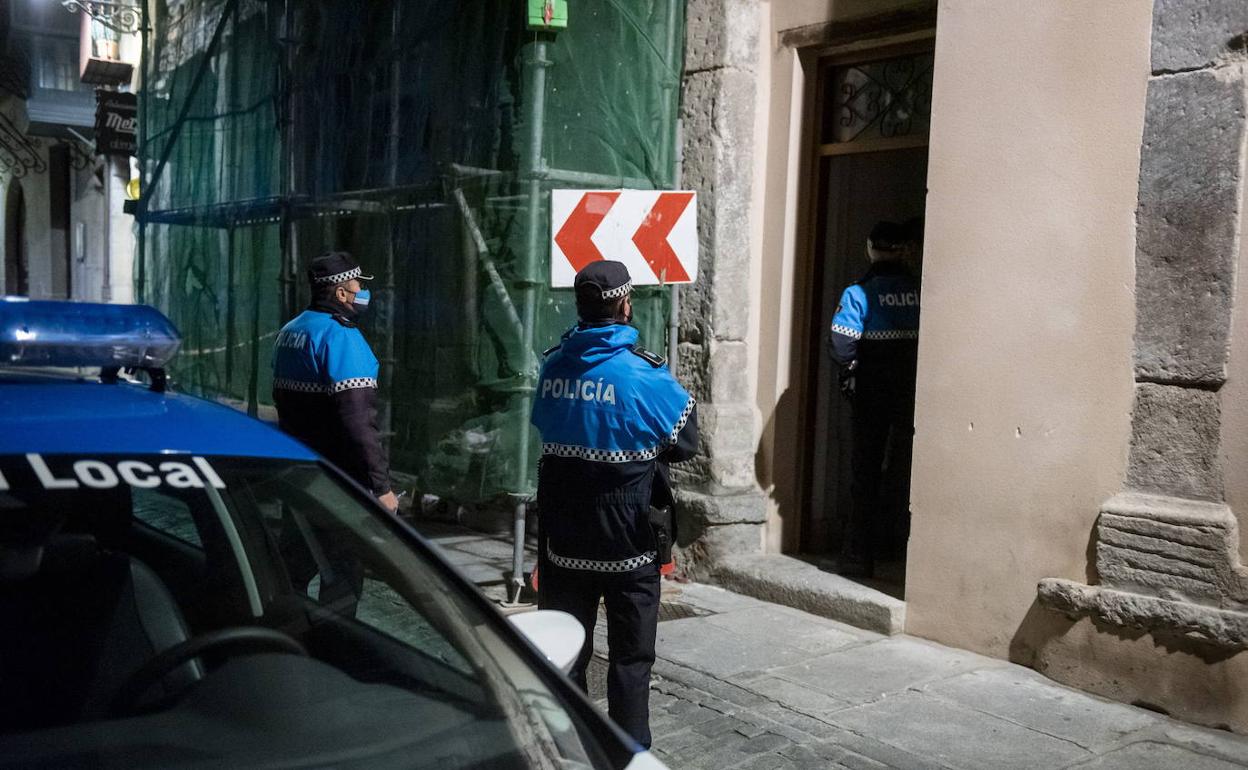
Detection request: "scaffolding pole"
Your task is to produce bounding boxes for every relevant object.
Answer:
[506,34,552,606]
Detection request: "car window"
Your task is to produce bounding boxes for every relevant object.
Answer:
[132,487,203,547]
[0,453,623,769]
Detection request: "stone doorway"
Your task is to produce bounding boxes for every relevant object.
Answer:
[796,43,933,597]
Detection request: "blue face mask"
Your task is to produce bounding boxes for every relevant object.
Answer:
[352,288,371,314]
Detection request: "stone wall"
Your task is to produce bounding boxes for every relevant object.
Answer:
[1037,0,1248,729]
[673,0,768,572]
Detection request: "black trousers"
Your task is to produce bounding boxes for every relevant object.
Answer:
[538,556,661,748]
[844,383,916,566]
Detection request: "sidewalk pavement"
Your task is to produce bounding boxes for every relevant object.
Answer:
[414,520,1248,770]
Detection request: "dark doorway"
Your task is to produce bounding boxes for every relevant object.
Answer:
[797,43,933,598]
[5,181,28,296]
[48,144,72,298]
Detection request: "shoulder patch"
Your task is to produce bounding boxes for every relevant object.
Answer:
[630,345,667,368]
[542,343,562,357]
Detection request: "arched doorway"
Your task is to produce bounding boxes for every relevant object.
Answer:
[4,181,28,296]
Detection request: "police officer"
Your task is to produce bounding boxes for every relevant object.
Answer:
[531,260,697,748]
[829,221,921,578]
[272,251,398,513]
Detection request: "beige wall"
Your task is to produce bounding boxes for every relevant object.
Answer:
[905,0,1150,657]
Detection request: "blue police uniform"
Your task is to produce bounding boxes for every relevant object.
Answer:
[271,308,390,496]
[828,260,920,574]
[531,321,697,748]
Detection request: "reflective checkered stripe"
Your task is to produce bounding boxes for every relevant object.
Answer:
[273,378,326,394]
[312,266,362,285]
[548,546,656,573]
[601,280,632,300]
[664,397,696,447]
[542,442,659,463]
[831,323,862,339]
[330,377,378,393]
[862,329,918,340]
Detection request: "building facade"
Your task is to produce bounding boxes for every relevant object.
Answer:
[0,0,136,304]
[677,0,1248,732]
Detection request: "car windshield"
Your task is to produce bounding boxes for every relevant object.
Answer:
[0,453,621,769]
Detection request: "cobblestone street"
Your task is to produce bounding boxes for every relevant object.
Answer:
[418,522,1248,770]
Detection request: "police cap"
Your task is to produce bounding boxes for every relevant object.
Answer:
[574,260,632,301]
[308,251,375,286]
[868,221,907,252]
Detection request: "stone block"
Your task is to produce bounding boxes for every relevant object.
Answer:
[1150,0,1248,73]
[707,340,751,402]
[701,402,758,458]
[679,489,768,526]
[1037,578,1248,649]
[684,0,760,73]
[1125,383,1223,501]
[1095,493,1248,606]
[695,523,764,562]
[710,451,757,490]
[1133,71,1245,384]
[711,553,905,635]
[1096,542,1222,602]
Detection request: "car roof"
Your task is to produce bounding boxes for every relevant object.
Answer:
[0,370,317,460]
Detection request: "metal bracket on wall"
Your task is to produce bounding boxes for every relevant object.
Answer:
[61,1,144,34]
[0,112,45,178]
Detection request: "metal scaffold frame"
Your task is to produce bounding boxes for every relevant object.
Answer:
[135,0,686,606]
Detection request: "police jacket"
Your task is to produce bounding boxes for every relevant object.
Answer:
[531,323,697,573]
[271,301,391,496]
[829,260,920,384]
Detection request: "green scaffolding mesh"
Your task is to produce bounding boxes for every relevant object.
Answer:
[138,0,685,503]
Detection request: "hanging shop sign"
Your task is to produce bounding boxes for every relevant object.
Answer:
[94,90,137,156]
[550,189,698,287]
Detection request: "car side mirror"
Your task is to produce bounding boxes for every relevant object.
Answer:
[508,610,585,673]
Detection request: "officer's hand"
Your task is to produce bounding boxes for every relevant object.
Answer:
[377,491,400,513]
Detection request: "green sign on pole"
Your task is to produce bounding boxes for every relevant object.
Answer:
[527,0,567,30]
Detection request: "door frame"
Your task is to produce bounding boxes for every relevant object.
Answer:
[790,33,935,554]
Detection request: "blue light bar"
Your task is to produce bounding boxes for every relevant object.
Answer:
[0,298,181,370]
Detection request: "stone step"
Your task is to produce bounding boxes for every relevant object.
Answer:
[709,553,905,635]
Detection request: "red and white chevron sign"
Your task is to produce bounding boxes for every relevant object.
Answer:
[550,189,698,287]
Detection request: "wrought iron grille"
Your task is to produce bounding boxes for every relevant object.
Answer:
[823,52,934,144]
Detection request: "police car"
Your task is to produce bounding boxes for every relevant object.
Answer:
[0,298,667,769]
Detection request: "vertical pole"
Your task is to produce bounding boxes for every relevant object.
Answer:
[225,226,236,391]
[379,1,401,453]
[279,0,299,321]
[508,35,551,604]
[102,155,112,302]
[136,2,149,304]
[662,2,683,371]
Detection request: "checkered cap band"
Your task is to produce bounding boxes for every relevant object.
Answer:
[312,266,362,286]
[831,323,862,340]
[862,329,918,340]
[548,546,656,573]
[600,280,632,300]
